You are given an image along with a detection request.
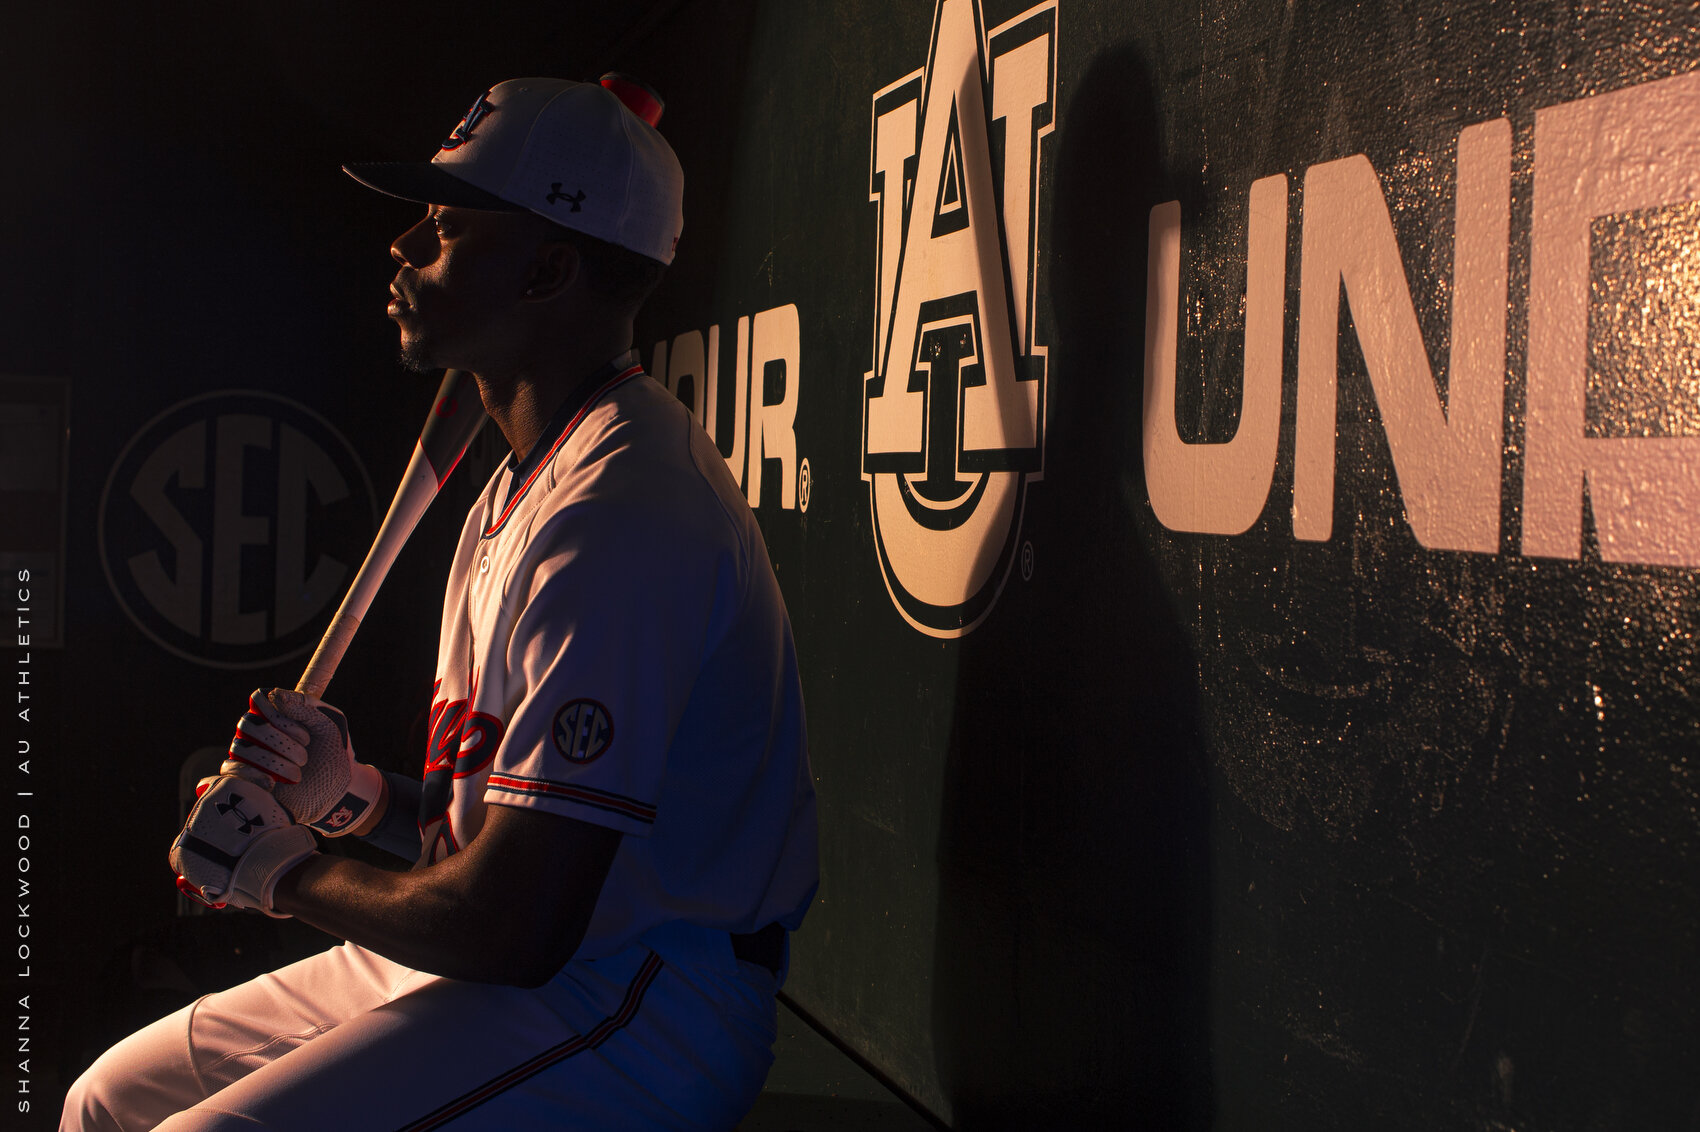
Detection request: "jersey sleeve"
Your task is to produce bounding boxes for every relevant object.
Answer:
[483,491,742,837]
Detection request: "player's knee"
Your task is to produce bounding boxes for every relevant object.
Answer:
[59,1055,131,1132]
[60,1002,204,1132]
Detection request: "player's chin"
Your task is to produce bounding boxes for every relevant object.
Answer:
[395,324,445,375]
[397,336,440,375]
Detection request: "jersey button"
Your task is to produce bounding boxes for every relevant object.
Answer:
[479,555,490,575]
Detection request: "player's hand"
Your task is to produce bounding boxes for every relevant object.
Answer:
[223,689,312,786]
[225,689,384,837]
[169,775,318,917]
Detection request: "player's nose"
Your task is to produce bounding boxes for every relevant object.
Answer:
[390,216,439,269]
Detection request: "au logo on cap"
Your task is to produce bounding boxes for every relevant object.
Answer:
[862,0,1056,637]
[441,90,493,150]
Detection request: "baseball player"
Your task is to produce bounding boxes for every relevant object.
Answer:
[62,78,817,1131]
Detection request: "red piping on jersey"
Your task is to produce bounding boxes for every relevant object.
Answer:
[393,951,665,1130]
[482,365,644,538]
[486,774,656,824]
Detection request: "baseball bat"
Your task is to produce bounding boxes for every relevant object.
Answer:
[296,369,487,698]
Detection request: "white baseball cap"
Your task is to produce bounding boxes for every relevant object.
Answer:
[345,78,684,265]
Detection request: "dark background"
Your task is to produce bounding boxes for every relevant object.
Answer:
[5,1,1699,1129]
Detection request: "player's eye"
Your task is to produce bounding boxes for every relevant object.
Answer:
[431,209,457,238]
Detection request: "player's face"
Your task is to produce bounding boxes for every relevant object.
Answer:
[387,205,544,374]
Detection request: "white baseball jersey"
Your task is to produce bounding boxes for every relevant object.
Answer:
[418,355,817,960]
[61,356,811,1131]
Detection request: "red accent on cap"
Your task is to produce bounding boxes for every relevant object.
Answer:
[600,73,664,127]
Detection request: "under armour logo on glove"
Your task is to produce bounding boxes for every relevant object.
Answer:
[547,183,586,211]
[215,793,266,835]
[170,775,318,918]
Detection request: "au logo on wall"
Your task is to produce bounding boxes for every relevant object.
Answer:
[99,391,375,668]
[863,0,1055,638]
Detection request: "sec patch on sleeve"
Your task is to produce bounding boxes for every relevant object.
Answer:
[552,699,614,764]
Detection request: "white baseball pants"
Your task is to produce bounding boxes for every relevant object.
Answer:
[61,924,777,1131]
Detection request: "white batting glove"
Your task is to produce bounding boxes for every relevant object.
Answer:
[223,689,311,786]
[225,689,384,837]
[169,775,317,917]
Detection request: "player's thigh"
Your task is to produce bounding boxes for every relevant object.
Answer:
[61,942,424,1132]
[152,967,593,1130]
[450,948,781,1130]
[184,940,431,1094]
[152,945,777,1131]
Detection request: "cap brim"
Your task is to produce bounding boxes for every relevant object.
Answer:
[342,161,525,211]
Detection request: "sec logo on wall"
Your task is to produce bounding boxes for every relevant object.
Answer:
[98,390,376,669]
[863,0,1056,638]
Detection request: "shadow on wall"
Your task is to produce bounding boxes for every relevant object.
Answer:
[929,45,1214,1129]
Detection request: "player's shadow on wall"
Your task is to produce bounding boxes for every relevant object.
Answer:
[929,45,1214,1129]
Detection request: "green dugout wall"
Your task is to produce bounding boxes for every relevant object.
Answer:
[639,1,1700,1125]
[8,1,1699,1127]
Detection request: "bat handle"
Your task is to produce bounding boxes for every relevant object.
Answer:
[297,610,361,698]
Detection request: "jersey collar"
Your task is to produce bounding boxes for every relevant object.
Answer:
[487,350,645,535]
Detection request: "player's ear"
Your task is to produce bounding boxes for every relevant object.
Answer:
[522,238,581,302]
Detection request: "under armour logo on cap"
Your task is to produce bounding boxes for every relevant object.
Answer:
[345,78,684,264]
[547,183,586,211]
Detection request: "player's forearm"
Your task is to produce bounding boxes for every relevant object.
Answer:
[271,853,558,985]
[270,805,620,987]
